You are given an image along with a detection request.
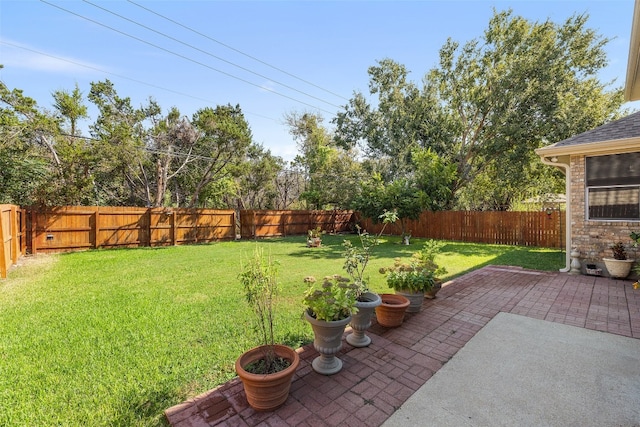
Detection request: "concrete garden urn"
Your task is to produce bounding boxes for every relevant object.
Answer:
[347,291,382,347]
[304,310,351,375]
[394,289,424,313]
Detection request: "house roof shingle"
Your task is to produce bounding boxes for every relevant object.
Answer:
[552,110,640,148]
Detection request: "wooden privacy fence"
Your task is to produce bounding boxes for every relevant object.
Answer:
[239,210,355,238]
[27,206,236,254]
[359,210,566,248]
[0,204,26,278]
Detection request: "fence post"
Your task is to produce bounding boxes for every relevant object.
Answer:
[30,209,38,255]
[171,210,177,246]
[0,207,6,278]
[94,208,101,249]
[19,208,26,256]
[10,205,18,265]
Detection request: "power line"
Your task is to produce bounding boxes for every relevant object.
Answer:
[39,0,336,115]
[0,41,278,122]
[127,0,349,102]
[82,0,342,109]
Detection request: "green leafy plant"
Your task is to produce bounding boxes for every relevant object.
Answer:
[239,247,289,374]
[342,210,398,296]
[302,275,358,321]
[308,226,323,239]
[380,240,447,292]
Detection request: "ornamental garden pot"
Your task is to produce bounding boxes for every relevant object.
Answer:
[375,293,410,328]
[394,289,424,313]
[347,292,382,347]
[304,310,351,375]
[235,344,300,411]
[602,258,635,279]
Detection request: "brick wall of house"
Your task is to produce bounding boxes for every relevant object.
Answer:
[570,155,640,276]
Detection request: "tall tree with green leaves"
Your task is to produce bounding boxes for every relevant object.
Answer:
[186,104,253,207]
[0,71,53,205]
[287,112,363,209]
[88,79,155,206]
[335,9,625,209]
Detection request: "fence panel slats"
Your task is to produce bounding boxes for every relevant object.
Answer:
[0,204,26,278]
[239,210,355,238]
[359,210,565,248]
[26,206,235,253]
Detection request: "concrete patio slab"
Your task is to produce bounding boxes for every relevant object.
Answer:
[383,312,640,427]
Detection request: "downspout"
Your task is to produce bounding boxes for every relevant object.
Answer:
[539,156,571,273]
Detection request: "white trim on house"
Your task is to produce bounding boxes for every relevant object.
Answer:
[625,0,640,102]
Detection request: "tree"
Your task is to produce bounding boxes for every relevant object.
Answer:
[231,144,284,209]
[0,76,52,205]
[287,112,363,209]
[88,79,154,206]
[335,10,625,209]
[186,104,253,207]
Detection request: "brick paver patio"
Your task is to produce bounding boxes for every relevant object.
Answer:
[164,265,640,427]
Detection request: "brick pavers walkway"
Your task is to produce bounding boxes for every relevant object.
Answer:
[164,266,640,427]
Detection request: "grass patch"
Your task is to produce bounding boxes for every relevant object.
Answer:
[0,235,563,426]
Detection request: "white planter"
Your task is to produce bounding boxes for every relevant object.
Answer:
[602,258,635,279]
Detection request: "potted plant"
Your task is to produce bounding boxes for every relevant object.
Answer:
[603,242,635,279]
[342,210,398,347]
[303,275,358,375]
[379,240,447,312]
[307,226,323,247]
[375,293,410,327]
[415,240,447,299]
[235,248,300,411]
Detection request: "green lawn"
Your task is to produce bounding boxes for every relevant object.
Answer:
[0,235,563,426]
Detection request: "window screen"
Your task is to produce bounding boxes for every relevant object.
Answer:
[586,152,640,220]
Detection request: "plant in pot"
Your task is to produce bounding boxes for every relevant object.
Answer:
[235,248,300,411]
[307,226,323,247]
[602,242,635,279]
[342,210,398,347]
[303,274,358,375]
[379,240,447,312]
[414,239,447,299]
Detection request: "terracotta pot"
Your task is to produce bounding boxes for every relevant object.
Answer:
[235,344,300,411]
[395,289,424,313]
[304,310,351,375]
[375,293,410,327]
[425,280,442,299]
[347,292,382,347]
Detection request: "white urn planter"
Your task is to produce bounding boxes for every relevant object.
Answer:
[602,258,635,279]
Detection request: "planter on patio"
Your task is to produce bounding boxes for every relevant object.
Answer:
[425,279,442,299]
[395,289,424,313]
[375,293,410,327]
[347,291,382,347]
[304,310,351,375]
[602,258,635,279]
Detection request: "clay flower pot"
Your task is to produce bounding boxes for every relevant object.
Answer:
[375,293,410,327]
[235,344,300,411]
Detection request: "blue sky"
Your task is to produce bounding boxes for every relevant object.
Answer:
[1,0,636,161]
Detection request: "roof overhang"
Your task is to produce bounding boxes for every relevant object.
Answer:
[625,0,640,101]
[535,136,640,160]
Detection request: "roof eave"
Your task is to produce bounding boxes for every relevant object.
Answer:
[625,0,640,101]
[535,137,640,158]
